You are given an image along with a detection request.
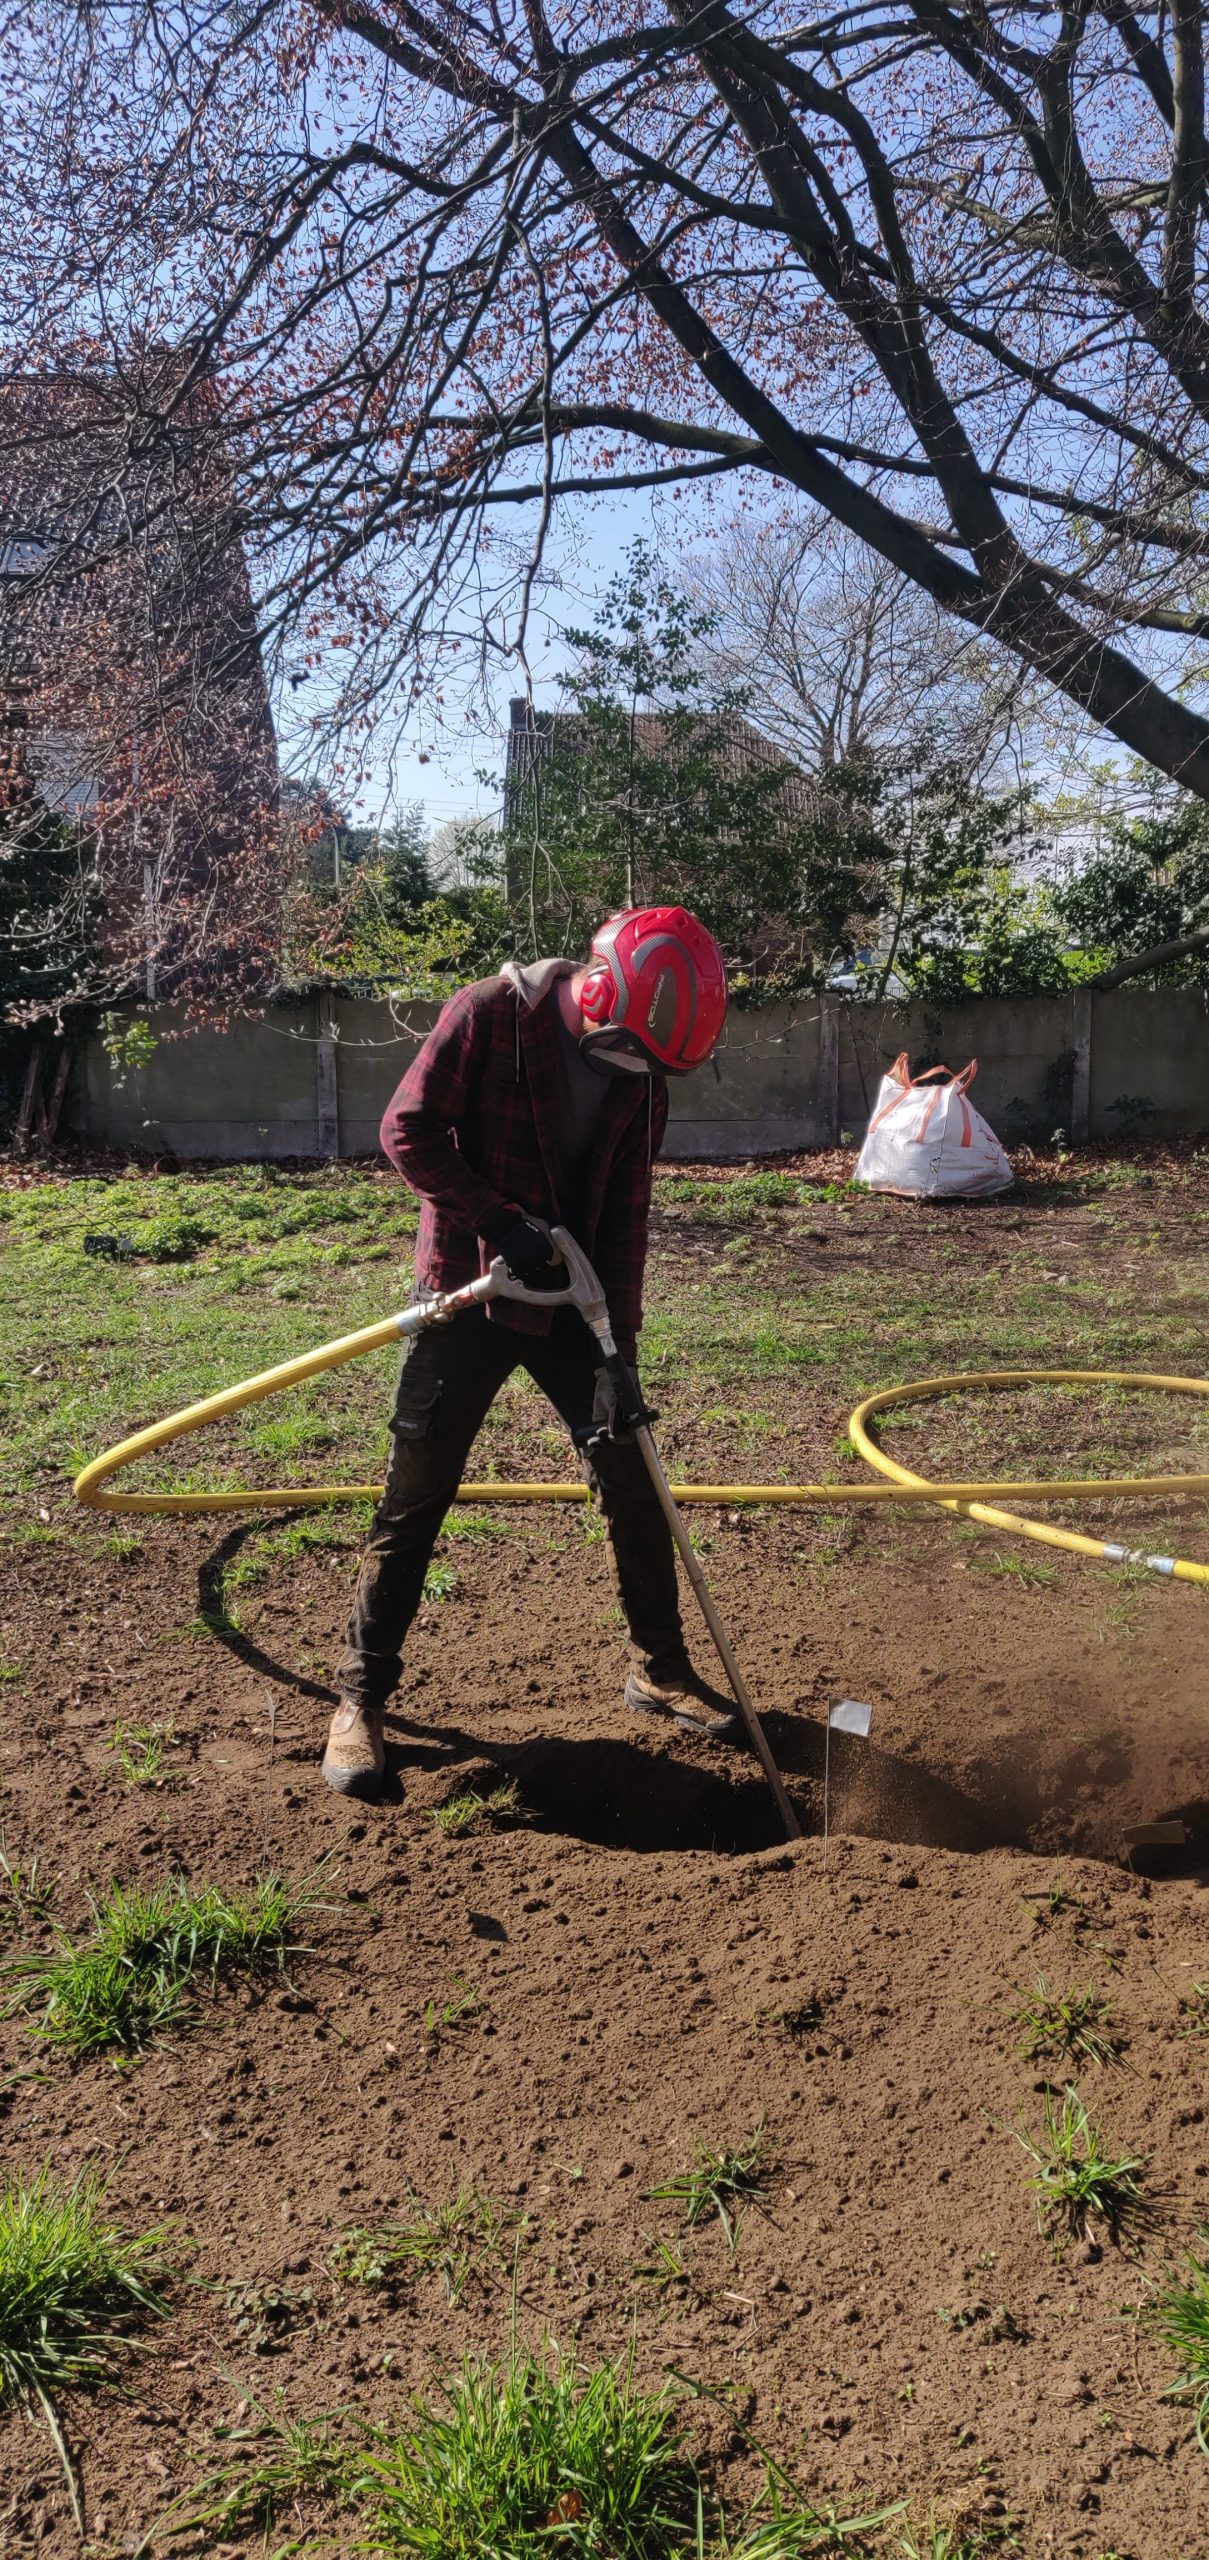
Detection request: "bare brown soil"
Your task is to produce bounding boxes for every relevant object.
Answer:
[3,1152,1209,2555]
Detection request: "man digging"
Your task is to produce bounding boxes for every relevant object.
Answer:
[322,905,736,1801]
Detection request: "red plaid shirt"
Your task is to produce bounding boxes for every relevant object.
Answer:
[379,969,668,1357]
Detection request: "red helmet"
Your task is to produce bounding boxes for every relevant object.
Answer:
[579,906,728,1075]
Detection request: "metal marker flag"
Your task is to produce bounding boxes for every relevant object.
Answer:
[830,1700,874,1738]
[823,1700,874,1871]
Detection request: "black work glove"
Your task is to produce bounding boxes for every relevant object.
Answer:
[483,1210,561,1287]
[589,1350,658,1441]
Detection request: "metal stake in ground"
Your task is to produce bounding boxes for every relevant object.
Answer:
[823,1700,874,1872]
[630,1420,801,1842]
[522,1226,801,1846]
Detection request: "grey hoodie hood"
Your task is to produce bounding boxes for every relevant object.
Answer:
[499,956,575,1010]
[499,954,652,1076]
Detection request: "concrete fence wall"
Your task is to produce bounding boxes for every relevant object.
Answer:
[69,985,1209,1161]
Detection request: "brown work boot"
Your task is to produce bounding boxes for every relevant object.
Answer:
[321,1697,386,1800]
[625,1656,740,1743]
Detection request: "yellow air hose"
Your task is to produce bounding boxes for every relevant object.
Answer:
[71,1323,1209,1587]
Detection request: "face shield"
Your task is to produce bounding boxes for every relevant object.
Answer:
[577,1026,654,1076]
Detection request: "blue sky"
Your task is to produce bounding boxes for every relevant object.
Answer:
[339,484,674,831]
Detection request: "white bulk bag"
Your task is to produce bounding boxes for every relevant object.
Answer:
[854,1052,1013,1199]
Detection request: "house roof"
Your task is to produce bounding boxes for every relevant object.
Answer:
[505,696,818,825]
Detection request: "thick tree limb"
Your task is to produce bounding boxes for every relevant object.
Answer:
[1092,926,1209,986]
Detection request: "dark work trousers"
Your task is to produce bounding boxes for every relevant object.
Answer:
[338,1307,684,1710]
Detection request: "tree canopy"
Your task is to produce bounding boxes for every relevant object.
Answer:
[7,0,1209,809]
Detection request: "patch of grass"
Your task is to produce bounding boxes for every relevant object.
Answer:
[231,1512,367,1589]
[227,1542,273,1590]
[0,2162,171,2529]
[659,1172,853,1224]
[105,1717,177,1789]
[1013,2084,1149,2243]
[0,1838,55,1932]
[83,2326,952,2560]
[140,1211,218,1262]
[894,2524,1017,2559]
[276,1505,371,1552]
[2,1870,324,2061]
[356,2348,695,2556]
[972,1548,1058,1590]
[242,1408,334,1461]
[1011,1975,1120,2067]
[441,1510,515,1542]
[226,2276,316,2354]
[748,1329,826,1372]
[1099,1592,1143,1640]
[631,2233,698,2297]
[423,1560,461,1604]
[1177,1983,1209,2040]
[423,1978,482,2038]
[332,2189,522,2305]
[136,2389,355,2556]
[1022,1874,1092,1931]
[101,1527,144,1561]
[1150,2230,1209,2455]
[186,1587,244,1641]
[431,1782,526,1838]
[755,1997,825,2041]
[646,2122,769,2257]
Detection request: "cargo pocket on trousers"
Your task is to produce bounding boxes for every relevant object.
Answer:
[389,1365,442,1441]
[378,1360,444,1523]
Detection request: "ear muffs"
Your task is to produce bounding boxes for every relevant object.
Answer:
[579,963,617,1027]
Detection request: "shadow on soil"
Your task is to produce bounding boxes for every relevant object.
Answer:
[488,1734,787,1856]
[197,1525,338,1703]
[382,1713,1008,1859]
[196,1527,1208,1871]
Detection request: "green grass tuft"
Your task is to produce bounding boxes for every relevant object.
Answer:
[0,2161,170,2404]
[755,1997,825,2042]
[101,1527,144,1561]
[423,1559,461,1603]
[1011,1974,1120,2067]
[133,1212,216,1263]
[431,1782,526,1838]
[332,2188,523,2305]
[0,2163,171,2528]
[646,2123,769,2258]
[135,2389,355,2555]
[356,2349,695,2557]
[2,1870,324,2061]
[893,2524,1017,2559]
[0,1836,55,1932]
[1177,1982,1209,2040]
[422,1978,482,2039]
[138,2354,913,2559]
[105,1717,177,1789]
[1013,2083,1148,2243]
[1151,2228,1209,2454]
[440,1510,516,1542]
[972,1548,1057,1589]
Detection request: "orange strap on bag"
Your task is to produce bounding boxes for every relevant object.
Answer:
[868,1052,979,1141]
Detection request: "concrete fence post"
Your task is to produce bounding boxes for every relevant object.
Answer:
[1068,989,1091,1144]
[816,998,840,1146]
[315,994,340,1159]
